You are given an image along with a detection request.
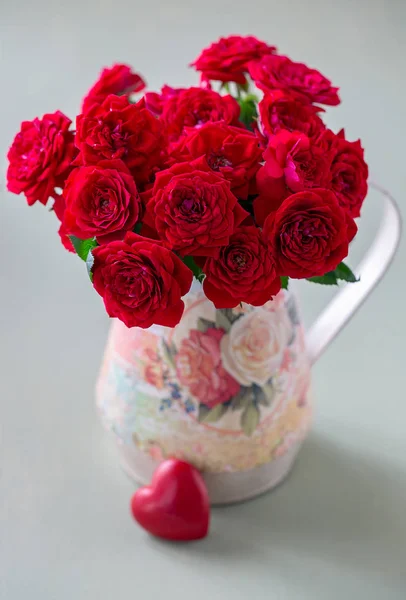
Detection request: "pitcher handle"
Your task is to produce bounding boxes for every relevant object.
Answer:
[306,183,402,365]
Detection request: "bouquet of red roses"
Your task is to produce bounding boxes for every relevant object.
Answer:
[6,35,368,329]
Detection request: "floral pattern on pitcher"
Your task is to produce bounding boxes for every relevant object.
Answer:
[163,298,296,435]
[96,287,312,472]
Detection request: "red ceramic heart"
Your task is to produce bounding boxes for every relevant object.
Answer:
[130,459,210,541]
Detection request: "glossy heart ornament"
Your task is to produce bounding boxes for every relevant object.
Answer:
[130,459,210,541]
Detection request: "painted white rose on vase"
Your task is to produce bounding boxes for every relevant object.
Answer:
[220,307,293,386]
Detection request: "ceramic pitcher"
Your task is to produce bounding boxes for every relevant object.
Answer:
[96,186,401,504]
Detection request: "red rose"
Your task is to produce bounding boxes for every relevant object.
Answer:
[258,90,325,140]
[315,129,368,218]
[191,35,276,85]
[58,220,75,253]
[263,188,357,279]
[81,64,145,113]
[254,130,332,225]
[170,122,262,199]
[249,55,340,106]
[160,87,240,143]
[143,160,248,257]
[176,327,240,408]
[7,111,76,206]
[203,226,281,308]
[75,95,164,187]
[63,160,142,243]
[144,85,183,117]
[92,232,193,328]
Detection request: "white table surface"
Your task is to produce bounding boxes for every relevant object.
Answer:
[1,1,406,598]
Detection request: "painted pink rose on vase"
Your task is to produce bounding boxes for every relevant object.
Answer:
[144,362,164,389]
[175,328,240,408]
[135,331,164,389]
[220,308,292,386]
[115,324,164,389]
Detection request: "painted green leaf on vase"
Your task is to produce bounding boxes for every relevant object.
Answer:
[241,403,260,436]
[197,403,228,423]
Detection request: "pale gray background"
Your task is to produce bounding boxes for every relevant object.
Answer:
[1,0,406,598]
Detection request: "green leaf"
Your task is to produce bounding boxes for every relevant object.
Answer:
[230,387,253,411]
[255,383,275,407]
[334,262,358,283]
[307,262,359,286]
[197,403,228,423]
[307,271,338,285]
[241,403,260,436]
[281,276,289,290]
[215,310,232,332]
[161,339,176,369]
[182,256,205,283]
[238,97,258,130]
[197,317,215,333]
[245,93,260,103]
[69,236,98,262]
